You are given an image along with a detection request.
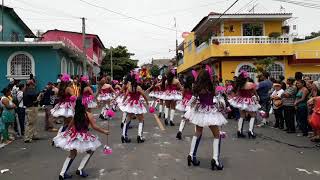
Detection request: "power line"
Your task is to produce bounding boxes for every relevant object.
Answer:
[183,0,241,51]
[272,0,320,9]
[235,0,258,14]
[78,0,182,32]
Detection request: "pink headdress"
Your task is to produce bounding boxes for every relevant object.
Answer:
[216,86,226,94]
[112,80,119,84]
[61,73,71,82]
[80,75,89,83]
[171,68,176,75]
[192,70,198,81]
[205,65,213,81]
[135,73,141,83]
[240,70,249,78]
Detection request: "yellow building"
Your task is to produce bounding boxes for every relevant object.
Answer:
[177,12,320,81]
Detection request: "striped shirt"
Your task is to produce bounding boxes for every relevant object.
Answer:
[281,86,297,106]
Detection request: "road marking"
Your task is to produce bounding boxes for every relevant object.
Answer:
[296,168,312,175]
[154,114,165,131]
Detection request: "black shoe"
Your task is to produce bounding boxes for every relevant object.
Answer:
[279,126,284,130]
[59,173,72,180]
[273,124,279,128]
[176,131,182,140]
[51,140,55,146]
[303,133,308,137]
[187,155,200,166]
[283,128,289,132]
[164,119,168,126]
[99,114,104,120]
[287,130,296,134]
[137,136,145,143]
[248,131,256,139]
[237,131,246,138]
[76,170,88,177]
[24,140,32,143]
[169,121,175,126]
[121,136,131,143]
[121,122,124,129]
[158,113,162,118]
[211,159,223,170]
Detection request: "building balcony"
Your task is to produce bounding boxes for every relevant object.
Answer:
[211,36,291,45]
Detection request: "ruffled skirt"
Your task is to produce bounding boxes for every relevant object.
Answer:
[51,102,75,118]
[53,128,101,153]
[176,98,192,112]
[184,104,227,127]
[83,96,97,109]
[97,93,114,102]
[229,96,260,112]
[161,90,182,101]
[119,99,147,114]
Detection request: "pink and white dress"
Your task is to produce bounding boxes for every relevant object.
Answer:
[120,92,147,114]
[184,93,227,127]
[161,84,182,101]
[53,117,101,153]
[82,91,97,109]
[229,88,260,112]
[97,88,114,102]
[51,94,76,118]
[149,86,160,98]
[176,90,193,112]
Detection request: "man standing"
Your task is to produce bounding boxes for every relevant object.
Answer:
[42,82,58,132]
[257,72,273,127]
[23,81,40,143]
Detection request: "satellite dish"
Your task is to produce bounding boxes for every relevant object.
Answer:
[0,25,2,32]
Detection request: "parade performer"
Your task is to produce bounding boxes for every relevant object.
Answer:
[162,70,183,126]
[229,71,260,138]
[97,76,116,119]
[80,76,97,110]
[157,75,166,119]
[117,78,130,129]
[51,74,76,132]
[54,97,109,180]
[120,73,149,143]
[184,69,227,170]
[176,75,194,140]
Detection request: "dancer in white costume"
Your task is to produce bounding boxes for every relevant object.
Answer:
[97,76,116,119]
[162,70,182,126]
[54,97,109,180]
[80,75,97,111]
[176,75,194,140]
[185,69,227,171]
[229,71,260,138]
[51,74,76,134]
[120,73,149,143]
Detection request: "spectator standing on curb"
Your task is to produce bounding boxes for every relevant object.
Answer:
[1,88,17,144]
[15,84,26,136]
[281,77,297,133]
[257,72,273,127]
[42,82,58,132]
[295,79,309,136]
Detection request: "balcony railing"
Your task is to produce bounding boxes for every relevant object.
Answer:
[211,36,291,44]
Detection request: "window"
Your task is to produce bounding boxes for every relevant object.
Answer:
[70,61,74,75]
[236,63,257,81]
[61,58,67,73]
[242,23,263,36]
[303,73,320,81]
[269,63,284,80]
[187,40,192,52]
[77,64,83,75]
[7,52,35,79]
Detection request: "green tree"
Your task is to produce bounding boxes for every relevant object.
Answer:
[253,57,276,73]
[150,65,160,77]
[100,46,138,80]
[293,31,320,42]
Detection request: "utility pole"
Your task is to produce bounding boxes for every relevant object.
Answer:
[1,0,4,41]
[174,17,178,66]
[82,17,87,75]
[110,46,113,80]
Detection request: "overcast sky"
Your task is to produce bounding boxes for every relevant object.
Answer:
[5,0,320,65]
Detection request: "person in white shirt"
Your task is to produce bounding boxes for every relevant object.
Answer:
[16,84,26,136]
[271,83,285,129]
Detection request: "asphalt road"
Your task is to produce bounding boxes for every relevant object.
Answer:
[0,108,320,180]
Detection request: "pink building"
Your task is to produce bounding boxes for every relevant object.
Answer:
[41,29,105,75]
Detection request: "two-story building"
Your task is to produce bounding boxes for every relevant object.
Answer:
[177,12,320,81]
[0,5,105,90]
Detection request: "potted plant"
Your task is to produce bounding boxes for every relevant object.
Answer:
[212,39,220,45]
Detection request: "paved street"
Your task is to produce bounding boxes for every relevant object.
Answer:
[0,109,320,180]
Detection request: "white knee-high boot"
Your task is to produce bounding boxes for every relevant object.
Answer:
[164,107,169,119]
[238,117,244,132]
[249,117,255,133]
[178,119,186,132]
[121,112,127,123]
[138,122,143,137]
[169,109,175,122]
[76,152,93,177]
[59,157,74,178]
[212,137,223,169]
[189,135,202,159]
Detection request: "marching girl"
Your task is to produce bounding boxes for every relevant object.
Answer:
[54,97,109,180]
[120,73,149,143]
[229,71,260,138]
[146,77,161,110]
[51,74,76,133]
[117,78,130,129]
[162,71,183,126]
[97,76,116,119]
[176,75,194,140]
[184,69,227,170]
[157,75,166,119]
[80,75,97,111]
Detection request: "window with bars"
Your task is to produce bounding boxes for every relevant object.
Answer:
[10,54,33,76]
[303,73,320,81]
[61,58,67,74]
[269,63,284,80]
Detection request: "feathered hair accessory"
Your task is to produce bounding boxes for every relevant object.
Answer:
[61,73,71,82]
[80,75,89,83]
[240,70,249,78]
[205,65,213,81]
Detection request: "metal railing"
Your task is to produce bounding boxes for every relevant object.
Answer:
[211,36,291,44]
